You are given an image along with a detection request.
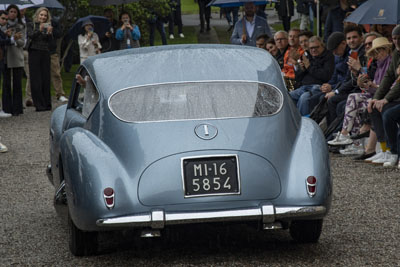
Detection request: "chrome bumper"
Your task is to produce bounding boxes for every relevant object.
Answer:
[96,205,326,229]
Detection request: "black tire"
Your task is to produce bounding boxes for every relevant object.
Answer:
[289,219,323,243]
[68,212,98,256]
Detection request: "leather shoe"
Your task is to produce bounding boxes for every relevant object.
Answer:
[351,131,370,140]
[25,99,33,107]
[353,151,376,160]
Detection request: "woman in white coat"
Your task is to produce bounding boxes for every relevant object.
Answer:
[78,19,101,64]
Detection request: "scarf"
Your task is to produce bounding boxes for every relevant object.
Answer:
[373,54,391,85]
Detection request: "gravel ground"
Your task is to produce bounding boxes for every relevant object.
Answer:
[0,101,399,266]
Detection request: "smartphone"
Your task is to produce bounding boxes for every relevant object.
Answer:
[350,51,358,59]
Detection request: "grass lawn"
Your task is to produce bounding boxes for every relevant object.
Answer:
[181,0,220,14]
[152,25,198,46]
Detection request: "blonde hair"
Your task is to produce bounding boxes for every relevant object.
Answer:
[33,7,51,23]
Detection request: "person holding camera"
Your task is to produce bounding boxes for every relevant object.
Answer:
[2,5,25,116]
[116,11,140,49]
[78,19,101,64]
[27,7,53,112]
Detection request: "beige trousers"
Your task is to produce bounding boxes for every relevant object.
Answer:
[50,53,65,98]
[25,51,65,100]
[24,50,31,100]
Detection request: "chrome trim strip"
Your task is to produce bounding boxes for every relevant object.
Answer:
[180,154,241,198]
[96,205,326,228]
[107,80,284,124]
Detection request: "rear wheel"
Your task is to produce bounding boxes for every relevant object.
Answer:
[289,219,323,243]
[68,212,98,256]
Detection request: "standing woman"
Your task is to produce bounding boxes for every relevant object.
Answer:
[115,11,140,49]
[3,5,25,116]
[78,20,101,64]
[27,7,53,112]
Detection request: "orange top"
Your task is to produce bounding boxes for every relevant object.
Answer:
[282,46,304,79]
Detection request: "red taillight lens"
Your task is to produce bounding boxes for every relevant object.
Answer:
[306,176,317,197]
[104,187,115,209]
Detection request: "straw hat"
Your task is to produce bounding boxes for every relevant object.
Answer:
[366,37,392,57]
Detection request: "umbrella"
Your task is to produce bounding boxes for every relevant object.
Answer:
[208,0,276,8]
[90,0,139,6]
[68,15,111,40]
[0,0,40,9]
[33,0,64,9]
[344,0,400,25]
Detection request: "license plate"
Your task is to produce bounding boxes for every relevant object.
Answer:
[182,155,240,197]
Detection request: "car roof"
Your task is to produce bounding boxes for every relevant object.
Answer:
[82,44,284,98]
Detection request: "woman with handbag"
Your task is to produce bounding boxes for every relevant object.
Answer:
[2,5,25,116]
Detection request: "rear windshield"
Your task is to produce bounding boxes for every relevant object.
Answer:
[109,81,283,123]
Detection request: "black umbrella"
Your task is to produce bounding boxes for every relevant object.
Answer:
[68,15,111,40]
[90,0,139,6]
[34,0,64,9]
[0,0,33,4]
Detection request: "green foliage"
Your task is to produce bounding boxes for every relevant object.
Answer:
[56,0,172,46]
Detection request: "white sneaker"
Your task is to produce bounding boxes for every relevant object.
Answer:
[339,144,364,155]
[328,132,353,146]
[0,142,8,153]
[371,151,389,164]
[383,152,398,167]
[365,151,384,162]
[179,33,184,38]
[169,34,174,39]
[0,110,12,118]
[58,96,68,102]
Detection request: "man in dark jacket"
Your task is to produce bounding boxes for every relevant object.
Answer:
[289,36,334,115]
[100,9,119,52]
[275,0,294,32]
[324,25,365,124]
[324,0,352,43]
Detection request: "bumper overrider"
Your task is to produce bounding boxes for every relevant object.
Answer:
[96,205,327,229]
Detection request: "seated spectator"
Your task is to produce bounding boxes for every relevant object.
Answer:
[230,2,272,47]
[265,38,278,57]
[298,30,313,51]
[289,36,334,115]
[328,37,391,147]
[116,11,140,49]
[382,104,400,168]
[367,25,400,166]
[274,31,289,69]
[282,28,304,90]
[324,25,366,126]
[256,33,269,49]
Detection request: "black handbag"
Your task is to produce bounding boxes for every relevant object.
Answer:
[309,97,328,124]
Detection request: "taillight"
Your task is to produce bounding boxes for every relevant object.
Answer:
[306,176,317,197]
[104,187,115,209]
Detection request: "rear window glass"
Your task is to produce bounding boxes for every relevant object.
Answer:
[109,81,283,123]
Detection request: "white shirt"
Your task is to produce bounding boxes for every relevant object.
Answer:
[245,16,256,38]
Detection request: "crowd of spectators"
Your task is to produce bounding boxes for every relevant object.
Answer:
[238,1,399,170]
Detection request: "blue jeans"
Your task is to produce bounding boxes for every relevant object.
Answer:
[382,103,400,154]
[290,84,322,116]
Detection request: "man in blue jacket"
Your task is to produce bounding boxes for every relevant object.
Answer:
[230,2,272,47]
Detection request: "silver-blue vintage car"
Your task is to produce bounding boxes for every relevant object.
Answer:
[47,44,332,256]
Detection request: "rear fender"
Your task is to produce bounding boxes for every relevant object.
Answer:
[284,118,332,210]
[60,128,132,231]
